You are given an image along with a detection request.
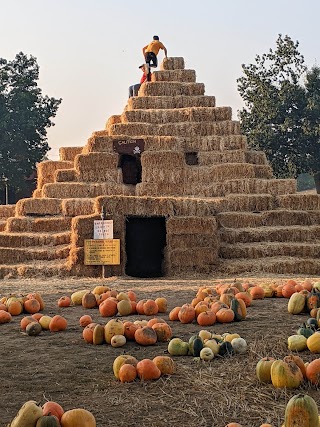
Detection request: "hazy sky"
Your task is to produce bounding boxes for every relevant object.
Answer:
[1,1,320,160]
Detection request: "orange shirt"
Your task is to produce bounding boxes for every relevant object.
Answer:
[144,40,165,56]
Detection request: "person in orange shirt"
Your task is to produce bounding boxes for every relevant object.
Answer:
[128,64,148,98]
[142,35,167,80]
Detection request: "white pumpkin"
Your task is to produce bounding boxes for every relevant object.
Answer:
[111,334,126,348]
[200,347,214,361]
[231,337,247,354]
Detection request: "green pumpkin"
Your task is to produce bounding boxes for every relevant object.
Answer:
[297,323,315,338]
[306,317,318,330]
[230,298,243,322]
[36,415,60,427]
[188,335,203,356]
[284,393,319,426]
[218,341,234,357]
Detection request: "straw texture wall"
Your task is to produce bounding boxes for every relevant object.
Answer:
[59,147,83,161]
[16,198,63,216]
[126,95,216,110]
[277,194,320,210]
[42,182,135,199]
[6,216,72,233]
[0,205,15,218]
[166,217,217,234]
[213,194,276,213]
[160,57,185,70]
[245,151,268,165]
[106,115,122,130]
[109,121,241,137]
[139,82,205,97]
[151,70,196,82]
[61,198,96,217]
[32,189,43,198]
[121,107,232,124]
[0,231,70,248]
[55,169,78,182]
[37,161,74,189]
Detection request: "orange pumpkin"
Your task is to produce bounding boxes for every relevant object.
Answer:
[99,298,118,317]
[0,310,12,324]
[49,315,67,332]
[27,292,45,310]
[249,286,265,300]
[136,359,161,380]
[20,316,35,330]
[7,300,23,316]
[219,293,233,307]
[79,315,93,327]
[57,296,71,308]
[60,408,96,427]
[306,358,320,385]
[275,285,284,297]
[127,290,137,301]
[151,322,172,342]
[23,298,41,314]
[153,356,176,375]
[284,355,306,378]
[123,321,140,340]
[119,364,137,383]
[143,299,159,316]
[134,326,157,345]
[210,301,228,314]
[216,308,235,323]
[197,310,216,326]
[82,323,97,344]
[42,401,64,421]
[282,283,297,298]
[168,306,181,321]
[235,292,252,307]
[178,304,196,324]
[0,303,7,311]
[136,299,147,315]
[195,301,209,317]
[302,279,313,291]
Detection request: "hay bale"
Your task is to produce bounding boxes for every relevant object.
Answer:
[75,152,119,182]
[16,198,63,216]
[0,245,70,264]
[59,147,83,161]
[213,194,276,213]
[142,151,185,168]
[70,214,100,247]
[142,168,186,184]
[6,216,72,233]
[126,95,216,110]
[151,69,196,82]
[0,204,15,218]
[42,182,135,199]
[160,57,185,70]
[55,169,78,182]
[277,194,320,210]
[198,150,246,165]
[61,198,96,216]
[191,163,256,183]
[0,231,70,248]
[217,210,312,228]
[167,234,218,250]
[138,82,205,97]
[254,165,273,178]
[105,115,122,131]
[121,107,232,124]
[109,120,241,137]
[136,182,185,197]
[83,135,115,154]
[245,150,268,165]
[167,248,218,267]
[166,217,217,234]
[32,189,43,198]
[37,160,74,189]
[220,225,320,244]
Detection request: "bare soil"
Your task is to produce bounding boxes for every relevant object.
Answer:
[1,274,320,427]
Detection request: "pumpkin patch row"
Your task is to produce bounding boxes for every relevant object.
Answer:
[113,354,176,382]
[82,317,172,346]
[8,399,96,427]
[0,291,45,318]
[287,288,320,315]
[20,314,67,335]
[168,331,248,359]
[256,354,320,388]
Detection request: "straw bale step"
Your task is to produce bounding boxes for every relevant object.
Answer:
[59,146,83,161]
[37,160,74,189]
[218,257,320,275]
[42,182,135,198]
[0,204,16,218]
[217,210,320,228]
[160,57,185,70]
[139,82,205,97]
[109,121,241,137]
[16,198,63,216]
[121,107,232,124]
[74,153,119,181]
[198,150,267,165]
[220,242,320,259]
[220,225,320,244]
[6,216,72,233]
[0,259,69,279]
[277,194,320,210]
[84,134,248,154]
[212,194,276,213]
[0,231,70,247]
[55,169,78,182]
[0,220,6,232]
[0,244,70,264]
[151,69,196,82]
[126,95,216,110]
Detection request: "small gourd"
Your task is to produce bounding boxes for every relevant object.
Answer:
[188,335,203,357]
[218,341,234,357]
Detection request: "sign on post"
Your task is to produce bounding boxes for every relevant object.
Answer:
[94,220,113,240]
[84,239,120,265]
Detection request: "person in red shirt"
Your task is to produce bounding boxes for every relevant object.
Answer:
[128,64,148,98]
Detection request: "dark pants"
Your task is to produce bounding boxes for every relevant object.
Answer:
[129,83,141,98]
[145,52,158,68]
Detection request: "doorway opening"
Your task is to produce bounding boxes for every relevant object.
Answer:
[185,152,199,165]
[119,154,142,185]
[125,216,166,278]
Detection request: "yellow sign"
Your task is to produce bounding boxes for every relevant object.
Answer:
[84,239,120,265]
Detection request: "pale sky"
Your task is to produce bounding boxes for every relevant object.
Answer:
[1,0,320,160]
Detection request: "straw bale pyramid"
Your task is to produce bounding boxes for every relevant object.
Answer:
[1,56,320,278]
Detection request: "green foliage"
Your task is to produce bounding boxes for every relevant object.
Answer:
[297,173,316,191]
[0,52,61,191]
[237,34,320,180]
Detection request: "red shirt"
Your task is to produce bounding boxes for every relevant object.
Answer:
[140,73,147,84]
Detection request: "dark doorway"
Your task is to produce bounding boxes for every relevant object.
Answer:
[125,217,166,278]
[119,155,142,185]
[185,152,199,165]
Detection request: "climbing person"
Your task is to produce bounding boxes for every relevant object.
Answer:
[128,64,148,98]
[142,35,167,81]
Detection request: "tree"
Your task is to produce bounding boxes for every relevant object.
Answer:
[0,52,61,201]
[237,34,320,191]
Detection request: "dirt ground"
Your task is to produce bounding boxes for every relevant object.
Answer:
[1,274,320,427]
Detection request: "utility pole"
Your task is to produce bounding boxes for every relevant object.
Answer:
[4,178,8,205]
